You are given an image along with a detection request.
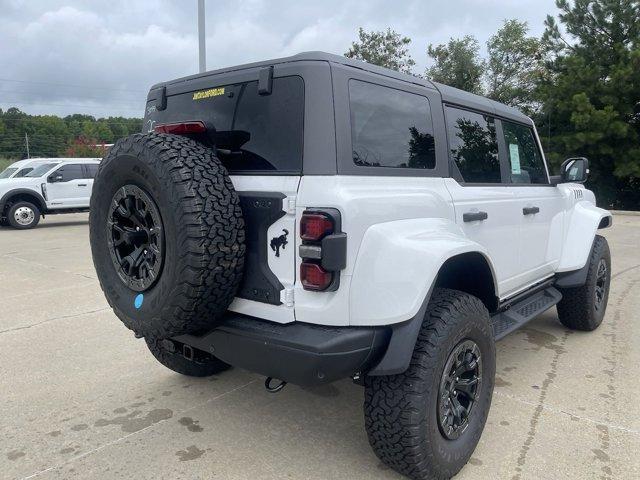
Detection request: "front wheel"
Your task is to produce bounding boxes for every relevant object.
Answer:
[364,288,496,480]
[7,201,41,229]
[557,235,611,331]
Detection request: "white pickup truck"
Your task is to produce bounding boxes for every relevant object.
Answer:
[0,158,101,229]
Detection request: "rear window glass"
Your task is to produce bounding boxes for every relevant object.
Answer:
[150,76,304,174]
[0,168,17,179]
[349,80,436,169]
[26,163,58,177]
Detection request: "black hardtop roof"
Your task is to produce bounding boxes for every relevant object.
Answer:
[151,51,531,125]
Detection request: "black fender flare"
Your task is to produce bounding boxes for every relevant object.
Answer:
[0,188,47,213]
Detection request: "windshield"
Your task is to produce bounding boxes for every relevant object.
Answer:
[0,168,18,179]
[26,163,58,178]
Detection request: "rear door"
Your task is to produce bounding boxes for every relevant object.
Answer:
[145,66,307,323]
[443,106,524,298]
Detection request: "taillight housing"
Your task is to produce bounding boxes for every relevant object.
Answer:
[154,121,206,135]
[299,209,347,292]
[300,212,334,241]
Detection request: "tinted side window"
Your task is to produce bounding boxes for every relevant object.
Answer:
[501,121,547,184]
[56,164,85,181]
[349,80,435,169]
[151,76,304,173]
[446,107,500,183]
[85,164,99,179]
[15,168,33,178]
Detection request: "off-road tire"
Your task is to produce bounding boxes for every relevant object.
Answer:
[89,133,245,339]
[145,337,231,377]
[364,288,496,480]
[557,235,611,331]
[7,201,41,229]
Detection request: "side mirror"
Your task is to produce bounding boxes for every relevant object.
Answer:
[48,173,63,183]
[552,157,589,185]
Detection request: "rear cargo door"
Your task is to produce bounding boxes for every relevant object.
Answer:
[145,71,305,323]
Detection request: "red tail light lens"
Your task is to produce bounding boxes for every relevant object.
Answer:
[300,213,333,241]
[154,121,206,135]
[300,262,332,291]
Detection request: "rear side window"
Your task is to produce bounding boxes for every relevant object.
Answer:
[56,164,85,181]
[446,107,500,183]
[15,168,34,177]
[501,121,548,184]
[153,76,304,174]
[349,80,436,169]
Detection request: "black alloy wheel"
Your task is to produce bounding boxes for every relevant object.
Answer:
[594,258,608,312]
[107,185,164,292]
[438,339,482,440]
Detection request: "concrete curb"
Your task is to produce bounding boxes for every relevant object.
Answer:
[610,210,640,216]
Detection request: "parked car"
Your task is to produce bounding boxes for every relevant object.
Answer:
[89,52,612,480]
[0,158,101,229]
[0,159,50,180]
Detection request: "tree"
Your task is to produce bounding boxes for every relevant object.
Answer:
[538,0,640,208]
[485,20,544,113]
[426,36,485,94]
[345,27,416,74]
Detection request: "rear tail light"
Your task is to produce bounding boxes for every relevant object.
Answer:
[300,213,333,241]
[299,209,347,292]
[154,121,206,135]
[300,262,333,291]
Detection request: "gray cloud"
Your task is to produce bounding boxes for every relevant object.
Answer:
[0,0,557,117]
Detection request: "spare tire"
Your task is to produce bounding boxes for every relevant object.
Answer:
[89,133,245,339]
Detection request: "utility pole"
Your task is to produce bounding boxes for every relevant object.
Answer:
[198,0,206,73]
[25,132,30,159]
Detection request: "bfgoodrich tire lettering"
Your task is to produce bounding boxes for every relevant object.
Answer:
[89,133,245,339]
[364,288,496,480]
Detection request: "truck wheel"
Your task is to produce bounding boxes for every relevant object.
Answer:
[557,235,611,331]
[364,288,495,480]
[145,337,231,377]
[89,133,245,339]
[7,201,41,229]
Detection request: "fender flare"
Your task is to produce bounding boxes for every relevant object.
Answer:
[0,188,47,213]
[348,218,498,376]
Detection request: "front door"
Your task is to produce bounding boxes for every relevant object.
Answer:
[46,163,91,208]
[497,119,564,285]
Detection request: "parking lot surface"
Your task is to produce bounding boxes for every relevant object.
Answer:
[2,213,640,480]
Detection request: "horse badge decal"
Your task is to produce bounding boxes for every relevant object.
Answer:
[270,229,289,257]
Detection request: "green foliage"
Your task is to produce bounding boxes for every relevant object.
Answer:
[0,108,142,160]
[486,20,544,113]
[345,27,416,74]
[426,36,485,94]
[538,0,640,208]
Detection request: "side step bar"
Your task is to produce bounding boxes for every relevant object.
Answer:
[491,287,562,340]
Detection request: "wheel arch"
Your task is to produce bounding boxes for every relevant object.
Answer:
[0,189,46,215]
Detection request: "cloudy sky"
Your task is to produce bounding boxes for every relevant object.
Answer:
[0,0,559,118]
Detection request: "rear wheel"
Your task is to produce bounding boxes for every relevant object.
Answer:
[145,337,231,377]
[364,288,495,480]
[557,235,611,331]
[7,201,40,229]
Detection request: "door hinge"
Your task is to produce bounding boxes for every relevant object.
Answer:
[283,287,294,307]
[286,196,296,215]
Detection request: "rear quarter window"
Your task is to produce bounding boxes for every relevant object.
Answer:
[147,76,304,174]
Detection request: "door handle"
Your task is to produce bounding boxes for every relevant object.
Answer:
[463,211,488,222]
[523,206,540,215]
[77,183,87,187]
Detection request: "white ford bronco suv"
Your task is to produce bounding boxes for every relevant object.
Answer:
[0,158,101,229]
[89,52,612,479]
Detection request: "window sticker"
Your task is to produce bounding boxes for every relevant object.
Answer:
[509,143,521,174]
[192,87,225,100]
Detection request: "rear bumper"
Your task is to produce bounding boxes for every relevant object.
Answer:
[174,314,391,386]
